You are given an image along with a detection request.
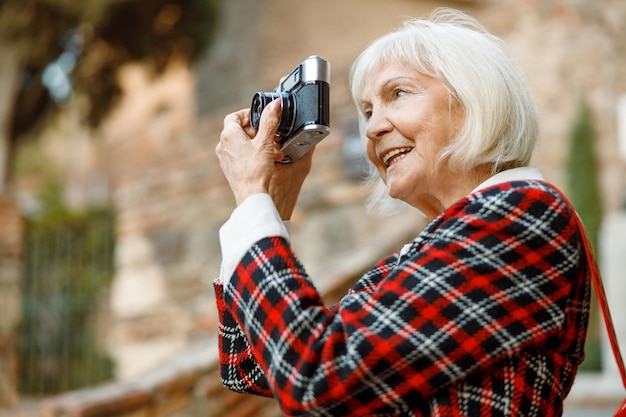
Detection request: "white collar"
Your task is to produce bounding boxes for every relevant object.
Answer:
[471,167,545,194]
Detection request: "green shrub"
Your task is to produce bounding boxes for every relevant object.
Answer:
[567,98,604,372]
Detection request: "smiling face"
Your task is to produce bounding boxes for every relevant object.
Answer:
[357,62,478,218]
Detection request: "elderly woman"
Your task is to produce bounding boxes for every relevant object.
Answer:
[214,8,591,417]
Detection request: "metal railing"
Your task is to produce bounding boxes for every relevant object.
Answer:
[18,209,115,395]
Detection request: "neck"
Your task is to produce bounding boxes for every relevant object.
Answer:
[414,166,493,220]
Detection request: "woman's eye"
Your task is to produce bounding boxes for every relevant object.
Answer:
[363,110,372,120]
[393,88,406,98]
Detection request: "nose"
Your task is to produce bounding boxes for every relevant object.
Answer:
[364,108,392,141]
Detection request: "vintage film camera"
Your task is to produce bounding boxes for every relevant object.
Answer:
[250,55,330,163]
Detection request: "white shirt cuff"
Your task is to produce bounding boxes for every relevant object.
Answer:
[218,193,290,286]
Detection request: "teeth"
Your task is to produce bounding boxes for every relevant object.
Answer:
[382,147,412,167]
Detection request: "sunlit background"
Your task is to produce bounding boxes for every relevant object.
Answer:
[0,0,625,416]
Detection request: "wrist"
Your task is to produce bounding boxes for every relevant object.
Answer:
[234,186,269,207]
[276,199,297,221]
[274,185,303,220]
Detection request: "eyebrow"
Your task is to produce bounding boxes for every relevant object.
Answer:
[382,76,419,88]
[358,75,421,107]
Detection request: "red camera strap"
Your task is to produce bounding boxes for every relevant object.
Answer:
[571,209,626,389]
[578,216,626,416]
[552,186,626,415]
[548,186,626,386]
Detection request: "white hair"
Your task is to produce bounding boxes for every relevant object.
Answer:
[350,8,539,213]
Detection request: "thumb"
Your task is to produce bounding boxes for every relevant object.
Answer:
[256,98,282,149]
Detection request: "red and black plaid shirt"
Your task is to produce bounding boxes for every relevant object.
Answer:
[214,180,591,416]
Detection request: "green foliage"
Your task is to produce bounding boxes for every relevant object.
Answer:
[578,318,602,372]
[18,182,116,393]
[77,0,220,126]
[566,99,604,252]
[1,0,221,138]
[566,98,604,372]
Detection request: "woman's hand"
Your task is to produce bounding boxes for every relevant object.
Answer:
[216,99,314,220]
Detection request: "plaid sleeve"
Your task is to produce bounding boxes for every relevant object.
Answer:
[214,253,399,397]
[214,280,273,396]
[222,181,589,416]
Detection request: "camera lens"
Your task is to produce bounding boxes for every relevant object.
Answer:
[250,92,280,129]
[250,92,297,137]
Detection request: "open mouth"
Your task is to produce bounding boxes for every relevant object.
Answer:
[382,147,413,167]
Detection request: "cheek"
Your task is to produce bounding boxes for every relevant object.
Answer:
[366,141,375,160]
[366,141,387,178]
[366,141,379,166]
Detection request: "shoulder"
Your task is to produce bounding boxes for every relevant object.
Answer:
[349,252,400,294]
[424,180,580,250]
[454,180,575,224]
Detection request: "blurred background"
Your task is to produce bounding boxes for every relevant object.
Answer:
[0,0,625,416]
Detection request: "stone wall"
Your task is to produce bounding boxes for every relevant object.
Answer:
[99,61,226,380]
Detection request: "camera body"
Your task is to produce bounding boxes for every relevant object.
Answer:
[250,55,330,163]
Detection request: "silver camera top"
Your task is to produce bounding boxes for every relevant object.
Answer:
[277,55,330,93]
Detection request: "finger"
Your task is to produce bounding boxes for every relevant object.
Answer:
[239,109,251,128]
[273,147,285,162]
[222,109,257,142]
[244,125,257,138]
[223,108,250,128]
[256,99,282,147]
